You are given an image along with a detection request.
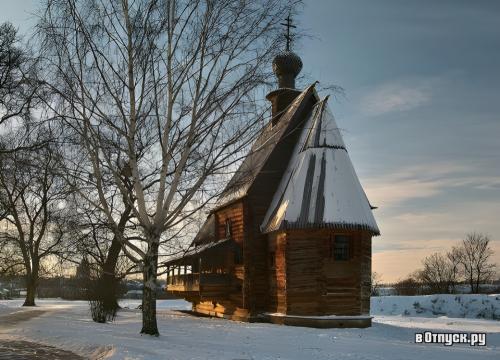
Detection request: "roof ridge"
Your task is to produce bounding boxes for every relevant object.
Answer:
[213,84,317,209]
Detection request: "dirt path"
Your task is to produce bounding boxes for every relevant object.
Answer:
[0,308,85,359]
[0,309,46,328]
[0,339,85,359]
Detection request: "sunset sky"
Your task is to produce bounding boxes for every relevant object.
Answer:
[2,0,499,282]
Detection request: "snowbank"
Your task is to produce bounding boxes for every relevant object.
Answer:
[371,294,500,320]
[119,299,192,311]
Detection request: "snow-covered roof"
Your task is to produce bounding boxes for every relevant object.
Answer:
[301,97,346,151]
[261,98,379,235]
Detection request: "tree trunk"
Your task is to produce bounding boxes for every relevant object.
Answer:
[141,240,159,336]
[475,273,481,294]
[23,271,38,307]
[100,238,122,312]
[469,274,475,294]
[99,203,132,313]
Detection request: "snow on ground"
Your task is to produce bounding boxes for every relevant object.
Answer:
[372,294,500,320]
[0,303,10,316]
[119,299,192,311]
[0,297,499,359]
[374,315,500,333]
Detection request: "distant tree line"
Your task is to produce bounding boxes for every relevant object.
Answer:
[390,233,497,296]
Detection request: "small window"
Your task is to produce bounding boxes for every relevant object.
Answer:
[225,219,232,239]
[332,235,350,261]
[269,251,276,268]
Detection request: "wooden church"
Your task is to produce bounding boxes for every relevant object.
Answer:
[165,41,379,328]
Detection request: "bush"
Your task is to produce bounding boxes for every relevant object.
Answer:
[87,277,117,323]
[394,275,422,296]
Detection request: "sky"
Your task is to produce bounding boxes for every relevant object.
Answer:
[1,0,499,283]
[298,0,500,282]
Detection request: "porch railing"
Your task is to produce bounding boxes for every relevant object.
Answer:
[166,273,231,293]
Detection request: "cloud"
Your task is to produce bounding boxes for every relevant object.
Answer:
[362,162,500,208]
[374,214,500,283]
[361,160,500,282]
[359,82,431,116]
[364,178,440,209]
[369,191,500,283]
[374,234,500,283]
[354,74,455,117]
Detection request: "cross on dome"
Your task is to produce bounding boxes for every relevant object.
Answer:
[281,14,297,51]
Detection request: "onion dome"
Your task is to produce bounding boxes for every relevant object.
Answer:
[272,51,303,89]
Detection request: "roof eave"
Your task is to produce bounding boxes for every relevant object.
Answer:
[262,221,380,236]
[209,194,248,214]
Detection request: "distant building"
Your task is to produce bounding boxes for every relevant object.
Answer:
[0,288,10,299]
[165,40,379,328]
[125,290,143,299]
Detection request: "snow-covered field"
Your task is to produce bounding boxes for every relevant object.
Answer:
[372,294,500,320]
[372,294,500,334]
[0,296,499,359]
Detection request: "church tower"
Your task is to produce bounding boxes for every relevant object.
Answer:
[266,16,303,122]
[261,94,379,326]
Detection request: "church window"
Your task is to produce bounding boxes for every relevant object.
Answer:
[332,235,350,261]
[269,251,276,268]
[225,219,232,239]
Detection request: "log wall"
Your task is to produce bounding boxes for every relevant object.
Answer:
[267,232,287,313]
[191,201,246,318]
[215,201,245,245]
[284,229,372,316]
[242,201,269,314]
[285,230,322,315]
[360,232,372,315]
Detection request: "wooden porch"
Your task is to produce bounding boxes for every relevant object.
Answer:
[166,272,233,296]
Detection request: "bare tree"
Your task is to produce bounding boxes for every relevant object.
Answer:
[0,22,47,154]
[371,271,382,296]
[454,233,496,294]
[417,252,456,294]
[393,272,422,296]
[0,139,73,306]
[70,190,135,316]
[37,0,296,335]
[0,240,25,276]
[446,246,462,293]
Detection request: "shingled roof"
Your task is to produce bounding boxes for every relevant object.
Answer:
[192,214,216,245]
[214,84,317,209]
[260,97,380,235]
